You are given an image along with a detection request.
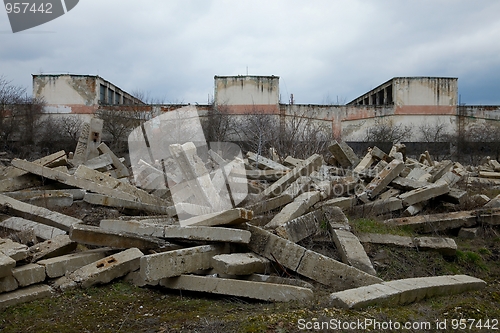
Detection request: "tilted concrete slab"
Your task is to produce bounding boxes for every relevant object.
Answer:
[0,252,16,278]
[283,156,304,167]
[282,176,312,198]
[384,208,500,233]
[247,152,290,171]
[353,150,376,173]
[4,189,85,201]
[100,219,165,238]
[97,142,130,178]
[428,160,453,183]
[159,274,313,302]
[265,191,321,229]
[0,193,82,232]
[12,263,46,287]
[140,245,227,282]
[73,118,103,164]
[484,194,500,208]
[365,159,404,199]
[83,193,175,216]
[330,275,486,309]
[330,229,377,276]
[398,183,449,207]
[38,248,113,278]
[0,238,28,261]
[390,177,429,191]
[245,194,293,215]
[0,174,43,193]
[315,196,356,211]
[0,217,66,241]
[414,237,457,256]
[180,208,253,227]
[353,197,403,216]
[243,169,289,181]
[83,153,113,171]
[0,284,53,310]
[68,248,143,288]
[0,275,18,293]
[247,225,382,290]
[29,235,77,262]
[69,224,171,251]
[2,150,67,180]
[328,141,359,168]
[211,253,270,275]
[258,154,323,199]
[243,274,313,289]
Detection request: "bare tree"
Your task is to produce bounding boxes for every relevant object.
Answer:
[204,103,236,143]
[418,120,450,142]
[364,117,413,144]
[39,115,84,153]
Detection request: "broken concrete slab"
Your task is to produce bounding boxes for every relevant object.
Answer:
[384,208,500,233]
[38,248,113,278]
[258,154,323,199]
[29,235,77,262]
[97,142,130,178]
[69,224,171,251]
[282,176,312,198]
[0,174,43,193]
[83,153,113,171]
[330,229,377,276]
[247,152,290,171]
[140,245,227,282]
[0,284,52,310]
[180,208,253,227]
[0,193,82,232]
[243,274,313,289]
[440,188,468,205]
[3,189,86,201]
[428,160,453,183]
[353,150,376,173]
[245,194,293,215]
[68,248,143,288]
[458,227,479,239]
[0,238,28,262]
[365,159,405,199]
[357,233,415,248]
[159,274,313,302]
[247,225,382,290]
[479,171,500,179]
[328,141,360,168]
[83,193,175,216]
[0,275,18,293]
[73,118,103,164]
[2,150,67,180]
[12,263,46,287]
[398,183,449,207]
[390,177,430,191]
[211,253,270,275]
[0,252,16,278]
[353,197,403,216]
[315,196,356,211]
[414,237,457,256]
[244,169,289,181]
[0,217,66,241]
[283,156,304,167]
[484,194,500,208]
[265,191,321,229]
[330,275,486,309]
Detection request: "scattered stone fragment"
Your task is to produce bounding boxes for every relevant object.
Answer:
[0,275,19,293]
[0,284,53,310]
[265,191,321,229]
[0,253,16,278]
[29,235,77,262]
[211,253,270,275]
[12,263,46,287]
[458,227,479,239]
[0,238,28,262]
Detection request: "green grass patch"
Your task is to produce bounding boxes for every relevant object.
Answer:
[349,218,414,236]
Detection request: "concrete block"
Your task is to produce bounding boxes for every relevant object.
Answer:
[97,142,130,178]
[4,189,86,201]
[73,118,103,164]
[484,194,500,208]
[315,196,356,211]
[390,177,429,191]
[479,171,500,179]
[0,238,28,261]
[69,224,170,251]
[330,229,377,276]
[0,217,66,241]
[247,152,290,171]
[159,274,313,302]
[68,248,143,288]
[12,264,46,287]
[2,150,66,180]
[406,167,427,181]
[83,152,113,171]
[353,197,403,216]
[259,154,323,199]
[353,150,376,173]
[180,208,253,227]
[25,192,74,209]
[470,194,490,207]
[282,176,312,198]
[402,201,427,217]
[244,169,289,181]
[245,194,293,215]
[0,275,18,293]
[283,156,304,167]
[38,248,112,278]
[0,253,16,278]
[428,160,453,183]
[441,188,468,205]
[0,174,43,193]
[458,227,479,239]
[328,141,359,168]
[365,159,404,199]
[0,284,53,310]
[140,245,226,282]
[414,237,457,256]
[247,225,382,290]
[29,235,77,262]
[243,274,313,289]
[211,253,270,275]
[83,193,175,216]
[370,146,391,161]
[357,233,415,248]
[0,193,82,232]
[398,183,449,207]
[330,275,486,309]
[265,191,321,229]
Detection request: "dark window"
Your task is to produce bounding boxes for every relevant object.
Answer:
[115,93,121,104]
[99,84,106,103]
[108,88,114,104]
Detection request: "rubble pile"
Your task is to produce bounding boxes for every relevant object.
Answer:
[0,120,497,310]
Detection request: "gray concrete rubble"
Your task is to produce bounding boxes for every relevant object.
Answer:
[0,284,53,310]
[247,152,290,171]
[358,233,457,255]
[0,217,66,241]
[159,274,313,302]
[328,141,360,168]
[0,238,28,262]
[180,208,253,227]
[11,263,46,287]
[398,183,449,207]
[83,193,175,216]
[72,118,103,165]
[265,191,321,229]
[330,275,486,309]
[38,248,113,278]
[245,194,293,215]
[0,253,16,278]
[29,235,77,262]
[211,253,270,275]
[97,142,130,178]
[365,159,405,199]
[330,229,377,276]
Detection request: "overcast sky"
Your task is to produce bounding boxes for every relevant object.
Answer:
[1,0,500,105]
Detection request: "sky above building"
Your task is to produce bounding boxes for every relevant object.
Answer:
[1,0,500,105]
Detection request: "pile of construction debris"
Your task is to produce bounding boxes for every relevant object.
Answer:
[0,118,498,310]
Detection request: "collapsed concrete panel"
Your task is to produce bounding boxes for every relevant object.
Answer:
[365,159,404,199]
[0,238,28,262]
[0,217,66,241]
[29,235,77,262]
[211,253,270,275]
[328,141,360,168]
[12,263,46,287]
[83,193,175,216]
[265,191,321,229]
[330,229,377,276]
[38,248,112,278]
[0,284,52,310]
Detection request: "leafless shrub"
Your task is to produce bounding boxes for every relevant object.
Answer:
[364,117,413,144]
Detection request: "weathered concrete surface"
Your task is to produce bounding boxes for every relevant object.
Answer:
[384,208,500,233]
[0,193,82,232]
[180,208,253,227]
[315,196,356,211]
[68,248,143,288]
[12,263,46,287]
[330,275,486,309]
[398,183,449,207]
[0,252,16,278]
[247,152,290,171]
[0,174,43,193]
[83,153,113,171]
[328,141,360,168]
[353,150,376,173]
[38,248,112,278]
[265,191,321,229]
[365,159,405,199]
[484,194,500,208]
[159,274,313,302]
[282,176,312,198]
[247,225,382,290]
[283,156,304,167]
[140,245,226,282]
[97,142,130,178]
[358,233,458,255]
[0,217,66,241]
[69,224,170,251]
[73,118,103,164]
[211,253,270,275]
[259,154,323,199]
[29,235,77,262]
[357,233,415,248]
[244,169,289,181]
[458,227,479,239]
[390,177,429,191]
[353,197,403,216]
[0,284,52,310]
[83,193,175,216]
[4,189,86,201]
[0,275,18,293]
[479,171,500,179]
[0,238,28,261]
[414,237,457,256]
[245,194,293,215]
[243,274,314,289]
[2,150,67,180]
[330,229,377,276]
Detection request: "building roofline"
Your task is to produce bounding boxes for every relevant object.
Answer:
[214,75,280,79]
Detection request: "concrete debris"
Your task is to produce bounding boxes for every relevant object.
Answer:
[0,137,496,308]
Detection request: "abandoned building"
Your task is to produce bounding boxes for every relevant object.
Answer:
[32,73,500,145]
